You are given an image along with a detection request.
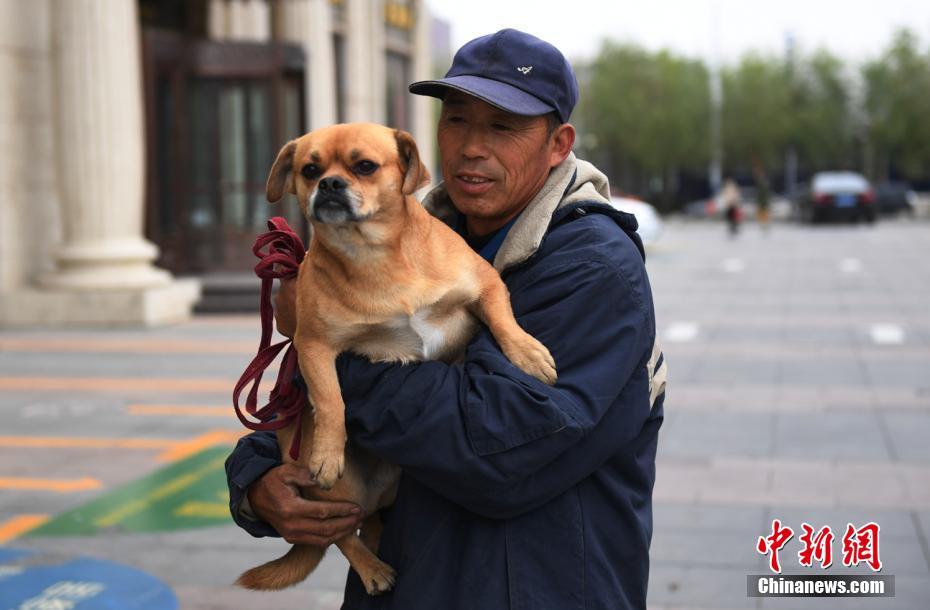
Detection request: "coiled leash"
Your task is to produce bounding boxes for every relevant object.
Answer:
[233,217,307,460]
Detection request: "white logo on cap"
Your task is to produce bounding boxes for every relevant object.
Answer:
[517,66,533,75]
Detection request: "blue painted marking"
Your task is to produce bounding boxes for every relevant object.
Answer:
[0,548,177,609]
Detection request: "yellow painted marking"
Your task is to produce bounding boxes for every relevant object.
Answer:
[174,501,230,518]
[0,477,102,492]
[155,429,244,462]
[0,338,255,354]
[0,514,49,543]
[0,429,243,461]
[94,456,227,528]
[128,404,233,418]
[0,377,273,393]
[0,436,175,450]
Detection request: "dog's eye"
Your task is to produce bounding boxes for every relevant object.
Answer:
[301,164,321,180]
[353,160,379,176]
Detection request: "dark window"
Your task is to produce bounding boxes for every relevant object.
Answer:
[143,30,307,273]
[385,51,411,130]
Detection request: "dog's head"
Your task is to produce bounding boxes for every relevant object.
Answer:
[266,123,430,225]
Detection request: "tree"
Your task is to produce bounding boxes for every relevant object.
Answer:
[789,50,856,172]
[862,29,930,181]
[576,42,710,209]
[719,53,793,175]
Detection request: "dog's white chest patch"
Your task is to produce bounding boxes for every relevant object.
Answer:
[408,308,448,360]
[349,299,477,364]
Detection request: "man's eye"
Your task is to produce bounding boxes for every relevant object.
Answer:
[492,123,512,131]
[353,160,379,175]
[445,115,465,124]
[301,164,321,180]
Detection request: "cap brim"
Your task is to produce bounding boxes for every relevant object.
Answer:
[409,75,555,117]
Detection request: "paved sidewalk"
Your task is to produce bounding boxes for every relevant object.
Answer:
[646,219,930,609]
[1,219,928,609]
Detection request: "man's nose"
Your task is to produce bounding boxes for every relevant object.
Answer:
[460,126,490,160]
[318,176,348,191]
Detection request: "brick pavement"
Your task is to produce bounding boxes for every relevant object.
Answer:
[647,219,930,609]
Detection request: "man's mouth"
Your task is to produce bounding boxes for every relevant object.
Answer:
[455,173,494,195]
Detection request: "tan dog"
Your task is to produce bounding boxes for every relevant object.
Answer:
[236,123,556,593]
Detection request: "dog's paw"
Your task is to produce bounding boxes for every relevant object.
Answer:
[358,558,397,595]
[502,333,557,385]
[307,449,345,490]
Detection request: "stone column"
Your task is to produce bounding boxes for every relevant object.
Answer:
[43,0,168,290]
[230,0,271,41]
[208,0,272,41]
[207,0,229,39]
[410,0,435,181]
[10,0,200,325]
[345,0,385,123]
[272,0,337,130]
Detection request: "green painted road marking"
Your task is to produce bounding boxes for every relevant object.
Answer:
[27,447,233,536]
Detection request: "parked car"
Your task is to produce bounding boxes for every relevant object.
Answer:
[796,171,876,224]
[874,182,917,216]
[608,197,664,246]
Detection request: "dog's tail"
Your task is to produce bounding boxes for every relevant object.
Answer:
[235,544,325,590]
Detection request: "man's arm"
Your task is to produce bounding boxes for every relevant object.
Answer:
[225,431,363,543]
[339,245,657,519]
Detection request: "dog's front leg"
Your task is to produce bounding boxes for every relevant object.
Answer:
[336,532,396,595]
[473,264,557,385]
[295,339,346,489]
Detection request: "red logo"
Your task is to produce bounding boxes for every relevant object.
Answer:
[842,522,882,571]
[756,519,794,574]
[757,520,882,572]
[798,523,834,569]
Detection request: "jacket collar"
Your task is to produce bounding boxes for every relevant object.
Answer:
[421,152,612,272]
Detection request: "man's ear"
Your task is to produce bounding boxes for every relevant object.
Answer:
[266,140,298,203]
[394,129,431,195]
[548,123,576,169]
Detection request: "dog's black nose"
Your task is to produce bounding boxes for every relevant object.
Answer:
[319,176,348,192]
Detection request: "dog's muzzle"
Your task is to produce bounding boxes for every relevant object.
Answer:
[310,176,362,224]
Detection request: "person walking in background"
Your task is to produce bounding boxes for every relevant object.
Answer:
[753,159,771,234]
[721,177,742,237]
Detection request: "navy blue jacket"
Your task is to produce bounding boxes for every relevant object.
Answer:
[226,194,666,609]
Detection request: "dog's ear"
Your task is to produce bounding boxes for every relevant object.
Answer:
[266,140,298,203]
[394,129,431,195]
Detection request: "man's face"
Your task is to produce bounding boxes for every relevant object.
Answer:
[437,92,561,234]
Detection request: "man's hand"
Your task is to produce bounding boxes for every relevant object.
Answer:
[274,276,298,338]
[247,463,362,546]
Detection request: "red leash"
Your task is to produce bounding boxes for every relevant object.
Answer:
[233,217,307,461]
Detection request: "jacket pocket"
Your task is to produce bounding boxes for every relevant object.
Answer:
[505,489,586,610]
[464,380,580,456]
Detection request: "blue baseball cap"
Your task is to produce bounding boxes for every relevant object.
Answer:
[409,29,579,123]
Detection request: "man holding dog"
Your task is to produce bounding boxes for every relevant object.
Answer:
[226,29,666,610]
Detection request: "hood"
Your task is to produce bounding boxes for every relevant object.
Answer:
[421,152,612,272]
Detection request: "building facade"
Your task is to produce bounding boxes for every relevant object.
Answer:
[0,0,435,326]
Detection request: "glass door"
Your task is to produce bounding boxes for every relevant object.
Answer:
[143,31,306,274]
